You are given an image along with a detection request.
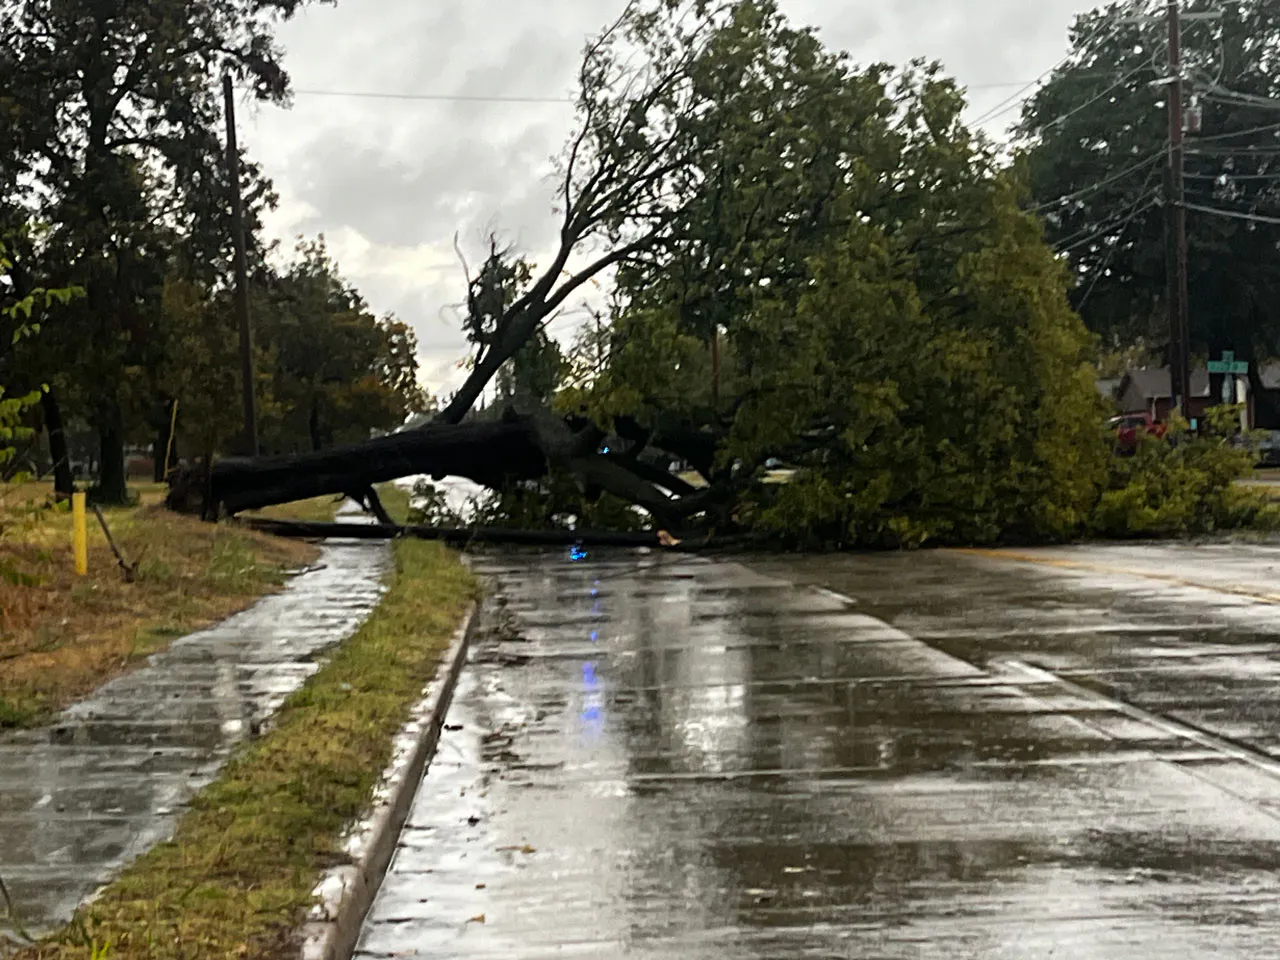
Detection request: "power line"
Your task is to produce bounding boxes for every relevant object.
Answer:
[1181,199,1280,226]
[1076,179,1158,310]
[1185,170,1280,180]
[1051,159,1164,248]
[1188,145,1280,157]
[1056,193,1162,254]
[1190,119,1280,144]
[286,80,1044,106]
[1202,87,1280,112]
[1041,60,1154,132]
[1030,147,1167,214]
[969,80,1041,90]
[969,2,1146,127]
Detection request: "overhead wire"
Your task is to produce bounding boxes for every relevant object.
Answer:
[1185,170,1280,180]
[1052,157,1163,248]
[1188,145,1280,157]
[1189,119,1280,144]
[288,88,575,104]
[1181,199,1280,226]
[1038,59,1155,134]
[970,0,1157,128]
[969,5,1138,126]
[1075,166,1163,310]
[1202,86,1280,112]
[1055,189,1162,255]
[281,79,1050,106]
[1029,147,1167,215]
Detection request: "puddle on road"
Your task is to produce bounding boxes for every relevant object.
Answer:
[357,547,1280,959]
[0,539,389,939]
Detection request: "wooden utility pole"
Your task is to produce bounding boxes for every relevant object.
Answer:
[1165,0,1193,419]
[223,75,259,456]
[711,326,720,408]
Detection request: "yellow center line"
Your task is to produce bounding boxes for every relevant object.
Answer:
[952,547,1280,607]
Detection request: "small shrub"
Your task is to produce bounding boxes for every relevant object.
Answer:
[1091,406,1260,538]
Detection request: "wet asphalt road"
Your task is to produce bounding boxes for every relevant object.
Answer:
[359,543,1280,959]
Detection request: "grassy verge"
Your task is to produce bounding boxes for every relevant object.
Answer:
[248,482,413,524]
[0,483,318,729]
[13,538,477,960]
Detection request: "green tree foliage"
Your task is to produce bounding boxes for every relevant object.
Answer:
[1,238,84,583]
[1017,2,1280,367]
[567,2,1105,547]
[0,238,84,481]
[0,0,330,500]
[255,237,429,453]
[154,276,246,461]
[1093,408,1273,537]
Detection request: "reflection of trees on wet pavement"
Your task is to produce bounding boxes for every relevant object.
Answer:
[359,544,1280,959]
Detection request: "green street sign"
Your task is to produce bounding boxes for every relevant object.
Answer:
[1208,360,1249,375]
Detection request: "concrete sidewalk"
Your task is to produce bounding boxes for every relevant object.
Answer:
[0,535,389,940]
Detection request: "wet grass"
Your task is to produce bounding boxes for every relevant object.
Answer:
[9,538,477,960]
[0,483,317,730]
[0,482,415,730]
[248,482,413,525]
[249,495,344,523]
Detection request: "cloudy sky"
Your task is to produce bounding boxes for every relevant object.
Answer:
[242,0,1104,400]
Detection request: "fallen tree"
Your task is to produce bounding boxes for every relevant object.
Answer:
[167,407,731,534]
[166,2,1125,548]
[169,1,736,528]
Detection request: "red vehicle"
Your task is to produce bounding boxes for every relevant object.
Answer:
[1109,412,1168,452]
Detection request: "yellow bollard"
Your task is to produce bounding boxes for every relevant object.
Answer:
[72,492,88,576]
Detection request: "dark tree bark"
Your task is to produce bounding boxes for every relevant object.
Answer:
[308,397,324,452]
[41,387,74,497]
[169,417,549,518]
[165,410,719,534]
[97,417,129,505]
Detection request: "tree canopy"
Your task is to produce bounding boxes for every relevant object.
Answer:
[0,0,435,502]
[1018,0,1280,373]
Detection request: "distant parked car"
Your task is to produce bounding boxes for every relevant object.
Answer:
[1109,413,1168,453]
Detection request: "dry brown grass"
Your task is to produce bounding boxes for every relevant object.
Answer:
[0,482,317,729]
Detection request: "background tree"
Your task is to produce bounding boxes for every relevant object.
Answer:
[0,0,330,501]
[256,237,428,453]
[1018,0,1280,402]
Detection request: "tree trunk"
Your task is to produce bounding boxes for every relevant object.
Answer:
[308,397,323,452]
[97,415,129,505]
[41,387,74,498]
[168,417,549,518]
[166,408,720,535]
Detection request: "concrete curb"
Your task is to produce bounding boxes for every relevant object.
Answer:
[298,601,479,960]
